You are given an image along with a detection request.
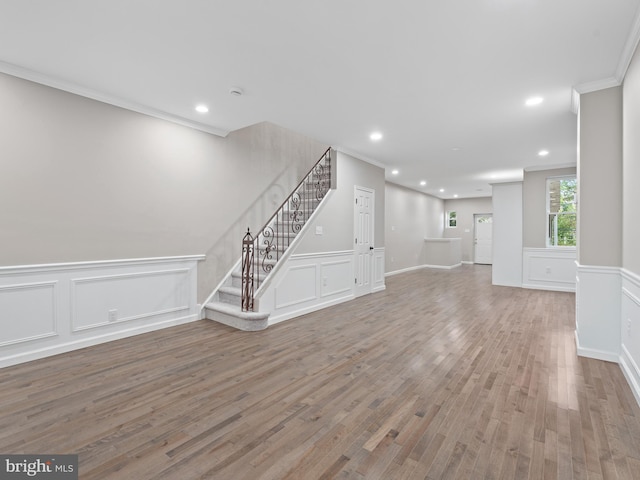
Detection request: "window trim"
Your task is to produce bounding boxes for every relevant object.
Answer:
[546,175,576,249]
[445,210,457,228]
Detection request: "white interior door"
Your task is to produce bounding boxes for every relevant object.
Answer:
[354,186,374,297]
[474,214,493,264]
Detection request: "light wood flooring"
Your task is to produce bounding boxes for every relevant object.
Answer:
[1,265,640,479]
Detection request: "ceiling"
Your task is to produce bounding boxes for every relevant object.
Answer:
[1,0,639,199]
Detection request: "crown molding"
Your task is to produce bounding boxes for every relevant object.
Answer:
[615,4,640,82]
[571,5,640,113]
[524,162,577,173]
[333,146,387,170]
[0,60,229,137]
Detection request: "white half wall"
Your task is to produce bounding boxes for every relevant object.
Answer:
[0,256,203,368]
[522,248,577,292]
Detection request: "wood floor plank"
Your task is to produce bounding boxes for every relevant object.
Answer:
[1,265,639,479]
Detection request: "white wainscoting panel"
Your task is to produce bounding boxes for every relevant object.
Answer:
[575,263,621,362]
[0,281,58,347]
[373,248,386,292]
[621,269,640,406]
[522,248,577,292]
[274,264,318,309]
[0,256,204,368]
[259,250,357,325]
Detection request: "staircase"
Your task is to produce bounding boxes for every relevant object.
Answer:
[203,148,333,331]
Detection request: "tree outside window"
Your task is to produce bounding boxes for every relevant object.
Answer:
[547,177,576,247]
[446,211,457,228]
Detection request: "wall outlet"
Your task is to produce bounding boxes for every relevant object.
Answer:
[108,309,118,322]
[628,318,632,338]
[315,226,323,235]
[323,277,327,287]
[545,266,551,274]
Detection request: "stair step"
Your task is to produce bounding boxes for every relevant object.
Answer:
[205,301,269,331]
[218,285,242,305]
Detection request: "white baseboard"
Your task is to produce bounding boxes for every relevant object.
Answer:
[522,283,575,293]
[385,262,461,277]
[0,256,204,368]
[574,331,620,363]
[268,293,354,325]
[1,313,199,368]
[424,263,462,270]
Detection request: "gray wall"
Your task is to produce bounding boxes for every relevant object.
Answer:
[0,72,328,301]
[578,87,623,267]
[294,151,385,253]
[624,47,640,274]
[384,182,443,273]
[523,167,577,248]
[443,197,493,262]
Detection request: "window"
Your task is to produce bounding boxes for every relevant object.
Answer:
[547,176,576,247]
[446,211,457,228]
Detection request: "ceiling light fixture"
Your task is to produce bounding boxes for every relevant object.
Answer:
[525,96,544,106]
[391,169,399,175]
[229,87,243,97]
[195,104,209,113]
[420,181,427,186]
[538,150,549,156]
[439,188,445,193]
[453,194,459,198]
[370,132,383,141]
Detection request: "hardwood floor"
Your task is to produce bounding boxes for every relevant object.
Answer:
[1,265,639,479]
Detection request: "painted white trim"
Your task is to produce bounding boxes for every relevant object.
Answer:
[425,263,462,270]
[268,294,355,325]
[385,263,463,277]
[0,314,200,369]
[385,264,429,277]
[0,256,202,368]
[258,249,360,325]
[0,61,229,137]
[462,261,474,265]
[620,345,640,408]
[573,77,620,95]
[522,247,576,292]
[615,4,640,83]
[290,250,354,260]
[0,255,205,274]
[333,147,387,170]
[575,331,620,363]
[622,267,640,285]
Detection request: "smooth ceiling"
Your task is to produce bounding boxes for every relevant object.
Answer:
[1,0,639,198]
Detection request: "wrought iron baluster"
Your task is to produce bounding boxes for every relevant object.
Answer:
[240,148,332,311]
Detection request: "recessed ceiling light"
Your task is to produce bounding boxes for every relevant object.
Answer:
[420,180,427,186]
[439,188,445,193]
[451,147,461,151]
[391,169,399,175]
[453,194,459,198]
[195,104,209,113]
[538,150,549,156]
[525,96,544,106]
[370,132,383,141]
